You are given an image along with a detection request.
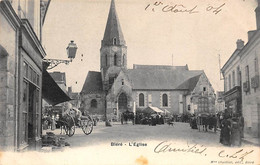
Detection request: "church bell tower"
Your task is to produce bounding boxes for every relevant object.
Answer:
[100,0,127,89]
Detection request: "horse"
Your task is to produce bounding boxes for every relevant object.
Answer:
[197,115,217,132]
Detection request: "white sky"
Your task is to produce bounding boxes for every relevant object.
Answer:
[42,0,258,93]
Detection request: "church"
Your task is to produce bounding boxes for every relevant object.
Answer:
[80,0,216,121]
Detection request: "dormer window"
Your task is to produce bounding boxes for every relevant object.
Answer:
[113,37,117,45]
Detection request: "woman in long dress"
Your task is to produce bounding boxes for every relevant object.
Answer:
[220,117,231,146]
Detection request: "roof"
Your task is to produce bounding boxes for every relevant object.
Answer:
[81,71,103,94]
[175,74,201,91]
[49,72,66,84]
[133,64,189,70]
[102,0,125,46]
[127,65,203,90]
[142,106,164,114]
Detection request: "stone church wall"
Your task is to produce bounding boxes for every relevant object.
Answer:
[80,93,105,115]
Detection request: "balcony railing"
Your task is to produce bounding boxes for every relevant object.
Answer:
[251,75,259,89]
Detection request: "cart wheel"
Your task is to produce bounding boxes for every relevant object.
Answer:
[82,115,93,135]
[64,115,75,137]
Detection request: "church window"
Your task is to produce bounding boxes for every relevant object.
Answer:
[139,93,144,107]
[90,99,97,108]
[162,94,168,107]
[114,54,117,66]
[122,54,125,66]
[121,79,124,85]
[113,37,117,45]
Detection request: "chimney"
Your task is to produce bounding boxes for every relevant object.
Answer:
[255,0,260,30]
[236,39,244,50]
[68,86,72,96]
[248,30,256,41]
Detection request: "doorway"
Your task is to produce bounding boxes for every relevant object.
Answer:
[28,84,36,148]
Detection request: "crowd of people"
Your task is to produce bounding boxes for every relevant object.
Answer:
[219,113,244,146]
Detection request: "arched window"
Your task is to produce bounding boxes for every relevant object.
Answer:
[90,99,97,108]
[114,54,117,66]
[162,94,168,107]
[113,37,117,45]
[139,93,144,107]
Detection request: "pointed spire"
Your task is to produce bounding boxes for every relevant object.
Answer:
[102,0,126,46]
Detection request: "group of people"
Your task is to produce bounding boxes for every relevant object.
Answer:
[219,113,244,146]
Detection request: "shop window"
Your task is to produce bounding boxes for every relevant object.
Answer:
[139,93,144,107]
[35,89,40,137]
[91,99,97,108]
[23,62,28,78]
[162,94,168,107]
[21,81,28,145]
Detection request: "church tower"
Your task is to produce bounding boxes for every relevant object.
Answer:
[100,0,127,89]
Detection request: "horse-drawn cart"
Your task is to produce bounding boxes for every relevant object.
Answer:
[195,112,217,132]
[56,108,94,137]
[196,112,210,132]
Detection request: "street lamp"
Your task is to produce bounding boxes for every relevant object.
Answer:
[43,40,78,70]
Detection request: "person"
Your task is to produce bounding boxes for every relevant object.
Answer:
[220,114,231,146]
[238,114,244,138]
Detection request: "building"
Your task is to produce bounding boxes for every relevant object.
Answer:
[221,1,260,138]
[215,91,225,113]
[68,87,81,109]
[0,0,51,151]
[80,0,215,122]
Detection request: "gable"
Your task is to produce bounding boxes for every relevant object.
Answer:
[192,72,215,95]
[81,71,103,94]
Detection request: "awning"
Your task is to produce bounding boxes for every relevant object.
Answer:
[164,109,170,113]
[142,106,164,114]
[42,69,71,106]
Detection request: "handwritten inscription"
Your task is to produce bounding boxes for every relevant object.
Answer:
[218,149,254,162]
[145,1,226,15]
[154,141,207,156]
[154,141,254,162]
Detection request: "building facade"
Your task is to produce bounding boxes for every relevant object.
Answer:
[0,0,50,151]
[80,0,215,122]
[222,1,260,138]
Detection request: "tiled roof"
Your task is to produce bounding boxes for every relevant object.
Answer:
[133,64,189,70]
[102,0,125,46]
[175,74,202,91]
[81,71,103,94]
[127,66,203,90]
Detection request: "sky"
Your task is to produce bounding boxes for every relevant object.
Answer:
[42,0,258,93]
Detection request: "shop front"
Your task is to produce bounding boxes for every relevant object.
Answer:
[224,86,242,117]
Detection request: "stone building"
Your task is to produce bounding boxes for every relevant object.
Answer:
[0,0,51,151]
[222,1,260,138]
[80,0,215,121]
